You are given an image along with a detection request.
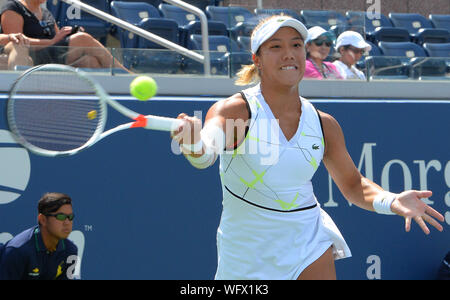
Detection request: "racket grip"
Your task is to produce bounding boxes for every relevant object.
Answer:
[144,115,184,132]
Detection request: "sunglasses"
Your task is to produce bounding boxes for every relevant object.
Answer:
[46,213,75,221]
[347,46,365,55]
[313,40,332,47]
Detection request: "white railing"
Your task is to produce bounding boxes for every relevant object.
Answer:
[60,0,211,75]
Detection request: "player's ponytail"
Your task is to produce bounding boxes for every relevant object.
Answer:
[235,63,259,86]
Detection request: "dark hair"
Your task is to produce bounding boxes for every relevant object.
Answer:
[38,192,72,215]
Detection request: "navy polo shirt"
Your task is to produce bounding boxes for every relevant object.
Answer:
[0,225,78,280]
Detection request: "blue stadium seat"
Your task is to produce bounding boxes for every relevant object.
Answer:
[182,20,228,47]
[205,6,258,39]
[415,28,450,45]
[378,41,427,58]
[159,3,228,46]
[366,40,382,56]
[410,57,449,80]
[254,8,304,22]
[159,3,199,27]
[388,13,433,36]
[365,56,411,79]
[59,0,111,44]
[422,43,450,57]
[429,14,450,31]
[237,35,250,52]
[134,18,183,74]
[346,11,393,35]
[182,0,216,11]
[371,27,410,43]
[205,6,256,29]
[110,1,161,48]
[113,0,162,8]
[184,34,252,76]
[300,10,348,30]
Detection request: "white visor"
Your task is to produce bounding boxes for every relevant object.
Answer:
[251,17,308,54]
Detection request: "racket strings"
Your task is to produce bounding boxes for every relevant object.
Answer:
[9,70,105,152]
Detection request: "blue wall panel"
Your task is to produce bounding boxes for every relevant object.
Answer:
[0,98,449,279]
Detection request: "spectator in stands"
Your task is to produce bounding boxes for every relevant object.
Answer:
[304,26,342,79]
[0,32,33,69]
[333,31,371,80]
[0,0,129,71]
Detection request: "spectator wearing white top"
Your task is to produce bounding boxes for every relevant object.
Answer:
[333,31,371,80]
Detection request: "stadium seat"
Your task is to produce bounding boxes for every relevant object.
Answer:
[116,0,162,7]
[429,14,450,31]
[414,28,450,44]
[388,13,433,36]
[410,57,449,80]
[205,6,256,28]
[182,0,216,11]
[184,34,252,76]
[371,27,410,43]
[206,6,258,40]
[182,20,228,47]
[134,18,183,74]
[378,41,427,58]
[237,36,250,52]
[346,11,393,35]
[59,0,111,44]
[422,43,450,57]
[159,3,199,27]
[254,8,304,22]
[365,56,411,79]
[110,1,161,48]
[300,10,348,30]
[159,3,228,46]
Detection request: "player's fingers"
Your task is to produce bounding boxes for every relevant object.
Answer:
[414,216,430,235]
[425,205,445,222]
[415,190,432,199]
[422,214,444,232]
[405,217,411,232]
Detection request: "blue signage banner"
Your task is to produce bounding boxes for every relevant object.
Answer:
[0,98,449,279]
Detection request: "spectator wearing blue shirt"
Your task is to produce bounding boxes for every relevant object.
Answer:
[0,193,78,280]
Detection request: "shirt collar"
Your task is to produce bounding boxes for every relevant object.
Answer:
[34,226,66,253]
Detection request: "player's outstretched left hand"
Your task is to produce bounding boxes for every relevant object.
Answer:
[391,190,445,235]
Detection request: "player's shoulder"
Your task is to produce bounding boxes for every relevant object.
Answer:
[316,109,341,130]
[208,92,249,121]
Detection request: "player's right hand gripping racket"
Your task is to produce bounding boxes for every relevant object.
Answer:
[7,64,183,157]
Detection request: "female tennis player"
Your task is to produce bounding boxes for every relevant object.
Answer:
[171,15,444,280]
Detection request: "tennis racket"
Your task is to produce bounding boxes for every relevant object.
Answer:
[7,64,183,157]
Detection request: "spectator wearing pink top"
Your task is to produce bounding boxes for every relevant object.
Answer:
[304,26,343,79]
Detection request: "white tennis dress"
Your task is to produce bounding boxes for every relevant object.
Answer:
[215,84,351,280]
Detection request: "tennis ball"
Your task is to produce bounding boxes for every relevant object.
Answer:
[130,76,158,101]
[87,110,97,120]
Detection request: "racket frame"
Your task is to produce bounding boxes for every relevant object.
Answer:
[7,64,182,157]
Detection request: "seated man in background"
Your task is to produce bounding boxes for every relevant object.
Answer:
[0,32,33,69]
[333,31,371,80]
[0,192,78,280]
[0,0,129,72]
